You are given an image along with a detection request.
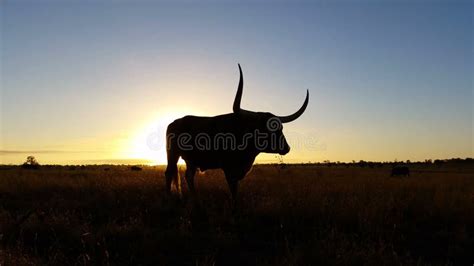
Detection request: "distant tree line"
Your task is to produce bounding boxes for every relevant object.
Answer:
[8,155,474,170]
[270,158,474,168]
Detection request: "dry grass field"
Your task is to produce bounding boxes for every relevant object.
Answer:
[0,163,473,265]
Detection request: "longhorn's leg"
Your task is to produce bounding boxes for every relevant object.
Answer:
[165,165,177,193]
[165,151,179,193]
[185,163,197,195]
[224,169,245,206]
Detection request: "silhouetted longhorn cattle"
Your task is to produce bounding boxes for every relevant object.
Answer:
[165,64,309,201]
[391,165,410,177]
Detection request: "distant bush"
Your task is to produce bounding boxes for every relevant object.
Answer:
[130,166,142,171]
[21,156,40,170]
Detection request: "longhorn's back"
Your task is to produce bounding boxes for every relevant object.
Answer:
[166,114,258,170]
[164,64,309,202]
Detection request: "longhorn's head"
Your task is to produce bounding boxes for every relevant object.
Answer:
[232,64,309,155]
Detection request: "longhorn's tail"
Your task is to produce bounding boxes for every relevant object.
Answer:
[164,123,181,195]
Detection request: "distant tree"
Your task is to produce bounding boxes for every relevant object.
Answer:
[27,156,38,165]
[358,160,367,168]
[451,158,463,163]
[22,156,40,169]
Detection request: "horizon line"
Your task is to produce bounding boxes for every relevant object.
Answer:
[1,157,471,167]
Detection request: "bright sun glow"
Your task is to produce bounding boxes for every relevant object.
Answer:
[125,109,195,165]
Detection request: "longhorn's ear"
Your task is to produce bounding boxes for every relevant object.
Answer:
[233,64,243,113]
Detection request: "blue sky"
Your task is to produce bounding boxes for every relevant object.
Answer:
[1,0,472,164]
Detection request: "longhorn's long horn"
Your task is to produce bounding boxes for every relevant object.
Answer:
[278,90,309,123]
[233,64,243,113]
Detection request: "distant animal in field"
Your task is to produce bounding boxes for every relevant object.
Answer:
[165,64,309,202]
[391,165,410,177]
[131,166,142,171]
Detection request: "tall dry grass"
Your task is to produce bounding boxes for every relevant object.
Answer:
[0,164,473,265]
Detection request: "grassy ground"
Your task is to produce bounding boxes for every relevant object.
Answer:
[0,164,473,265]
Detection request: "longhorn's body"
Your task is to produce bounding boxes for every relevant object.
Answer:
[165,64,309,201]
